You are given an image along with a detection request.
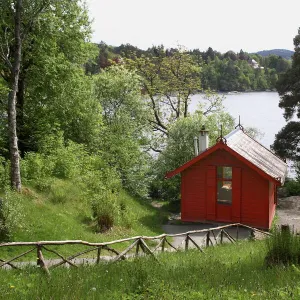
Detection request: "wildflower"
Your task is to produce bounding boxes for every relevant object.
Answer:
[10,285,15,289]
[91,287,96,292]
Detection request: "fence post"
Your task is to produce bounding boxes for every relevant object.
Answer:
[236,224,239,240]
[135,239,140,256]
[96,246,102,264]
[185,234,189,251]
[206,231,210,247]
[37,245,50,276]
[220,230,223,244]
[161,237,166,252]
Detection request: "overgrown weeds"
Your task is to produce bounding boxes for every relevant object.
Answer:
[0,189,24,242]
[266,226,300,266]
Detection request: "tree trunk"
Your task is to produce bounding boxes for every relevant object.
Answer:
[16,75,26,157]
[7,0,22,192]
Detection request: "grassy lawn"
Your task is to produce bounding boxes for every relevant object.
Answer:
[0,180,167,259]
[1,240,300,299]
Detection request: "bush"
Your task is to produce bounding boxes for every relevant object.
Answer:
[285,180,300,196]
[21,134,89,182]
[33,177,54,192]
[0,157,10,189]
[49,186,68,204]
[91,192,120,232]
[21,152,54,181]
[0,189,24,241]
[266,226,300,266]
[118,201,133,229]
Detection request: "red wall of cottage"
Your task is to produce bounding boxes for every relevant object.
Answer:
[268,182,276,228]
[181,148,271,229]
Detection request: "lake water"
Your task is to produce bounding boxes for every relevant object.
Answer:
[189,92,287,149]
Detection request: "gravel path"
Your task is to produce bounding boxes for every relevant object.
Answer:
[162,223,252,249]
[277,196,300,232]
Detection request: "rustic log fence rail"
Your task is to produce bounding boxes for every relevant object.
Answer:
[0,223,271,274]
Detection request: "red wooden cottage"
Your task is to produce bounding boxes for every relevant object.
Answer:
[166,126,287,229]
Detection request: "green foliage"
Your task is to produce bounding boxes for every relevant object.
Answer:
[0,0,100,156]
[277,27,300,120]
[21,134,90,181]
[91,44,289,93]
[19,132,144,232]
[0,157,10,189]
[0,183,164,252]
[266,226,300,266]
[0,189,24,241]
[91,192,120,232]
[125,47,202,138]
[95,66,151,198]
[284,180,300,196]
[272,121,300,161]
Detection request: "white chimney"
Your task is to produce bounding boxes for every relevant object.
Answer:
[199,125,209,152]
[193,137,199,156]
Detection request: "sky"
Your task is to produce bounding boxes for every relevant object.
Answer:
[86,0,300,53]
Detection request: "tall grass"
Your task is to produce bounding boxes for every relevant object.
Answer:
[1,241,300,299]
[266,226,300,266]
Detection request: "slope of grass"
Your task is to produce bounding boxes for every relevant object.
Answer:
[0,179,167,259]
[1,240,300,299]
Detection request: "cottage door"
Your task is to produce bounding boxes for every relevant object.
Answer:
[206,166,241,223]
[216,166,232,222]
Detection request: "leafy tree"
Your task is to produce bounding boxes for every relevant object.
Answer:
[1,0,98,157]
[0,0,47,191]
[272,121,300,160]
[126,47,201,137]
[0,0,100,190]
[125,47,208,154]
[95,66,151,197]
[224,51,238,61]
[277,27,300,120]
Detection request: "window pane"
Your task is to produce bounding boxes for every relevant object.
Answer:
[217,166,232,179]
[217,181,232,205]
[223,167,232,179]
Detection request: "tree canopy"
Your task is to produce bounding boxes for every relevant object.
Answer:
[277,28,300,120]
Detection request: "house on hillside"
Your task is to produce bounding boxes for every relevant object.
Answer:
[165,125,287,229]
[248,58,264,69]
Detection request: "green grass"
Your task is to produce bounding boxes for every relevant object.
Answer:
[1,240,300,299]
[0,179,167,259]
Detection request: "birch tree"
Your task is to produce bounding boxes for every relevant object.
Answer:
[1,0,24,191]
[1,0,96,190]
[1,0,53,190]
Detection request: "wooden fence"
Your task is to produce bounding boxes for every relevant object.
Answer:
[0,223,271,275]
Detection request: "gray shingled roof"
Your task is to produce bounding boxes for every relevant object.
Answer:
[225,128,287,184]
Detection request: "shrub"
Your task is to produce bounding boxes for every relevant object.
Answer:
[21,152,54,181]
[0,189,24,241]
[51,141,86,179]
[33,177,54,192]
[119,201,133,229]
[0,156,9,189]
[284,180,300,196]
[49,186,68,204]
[91,192,120,232]
[265,226,300,266]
